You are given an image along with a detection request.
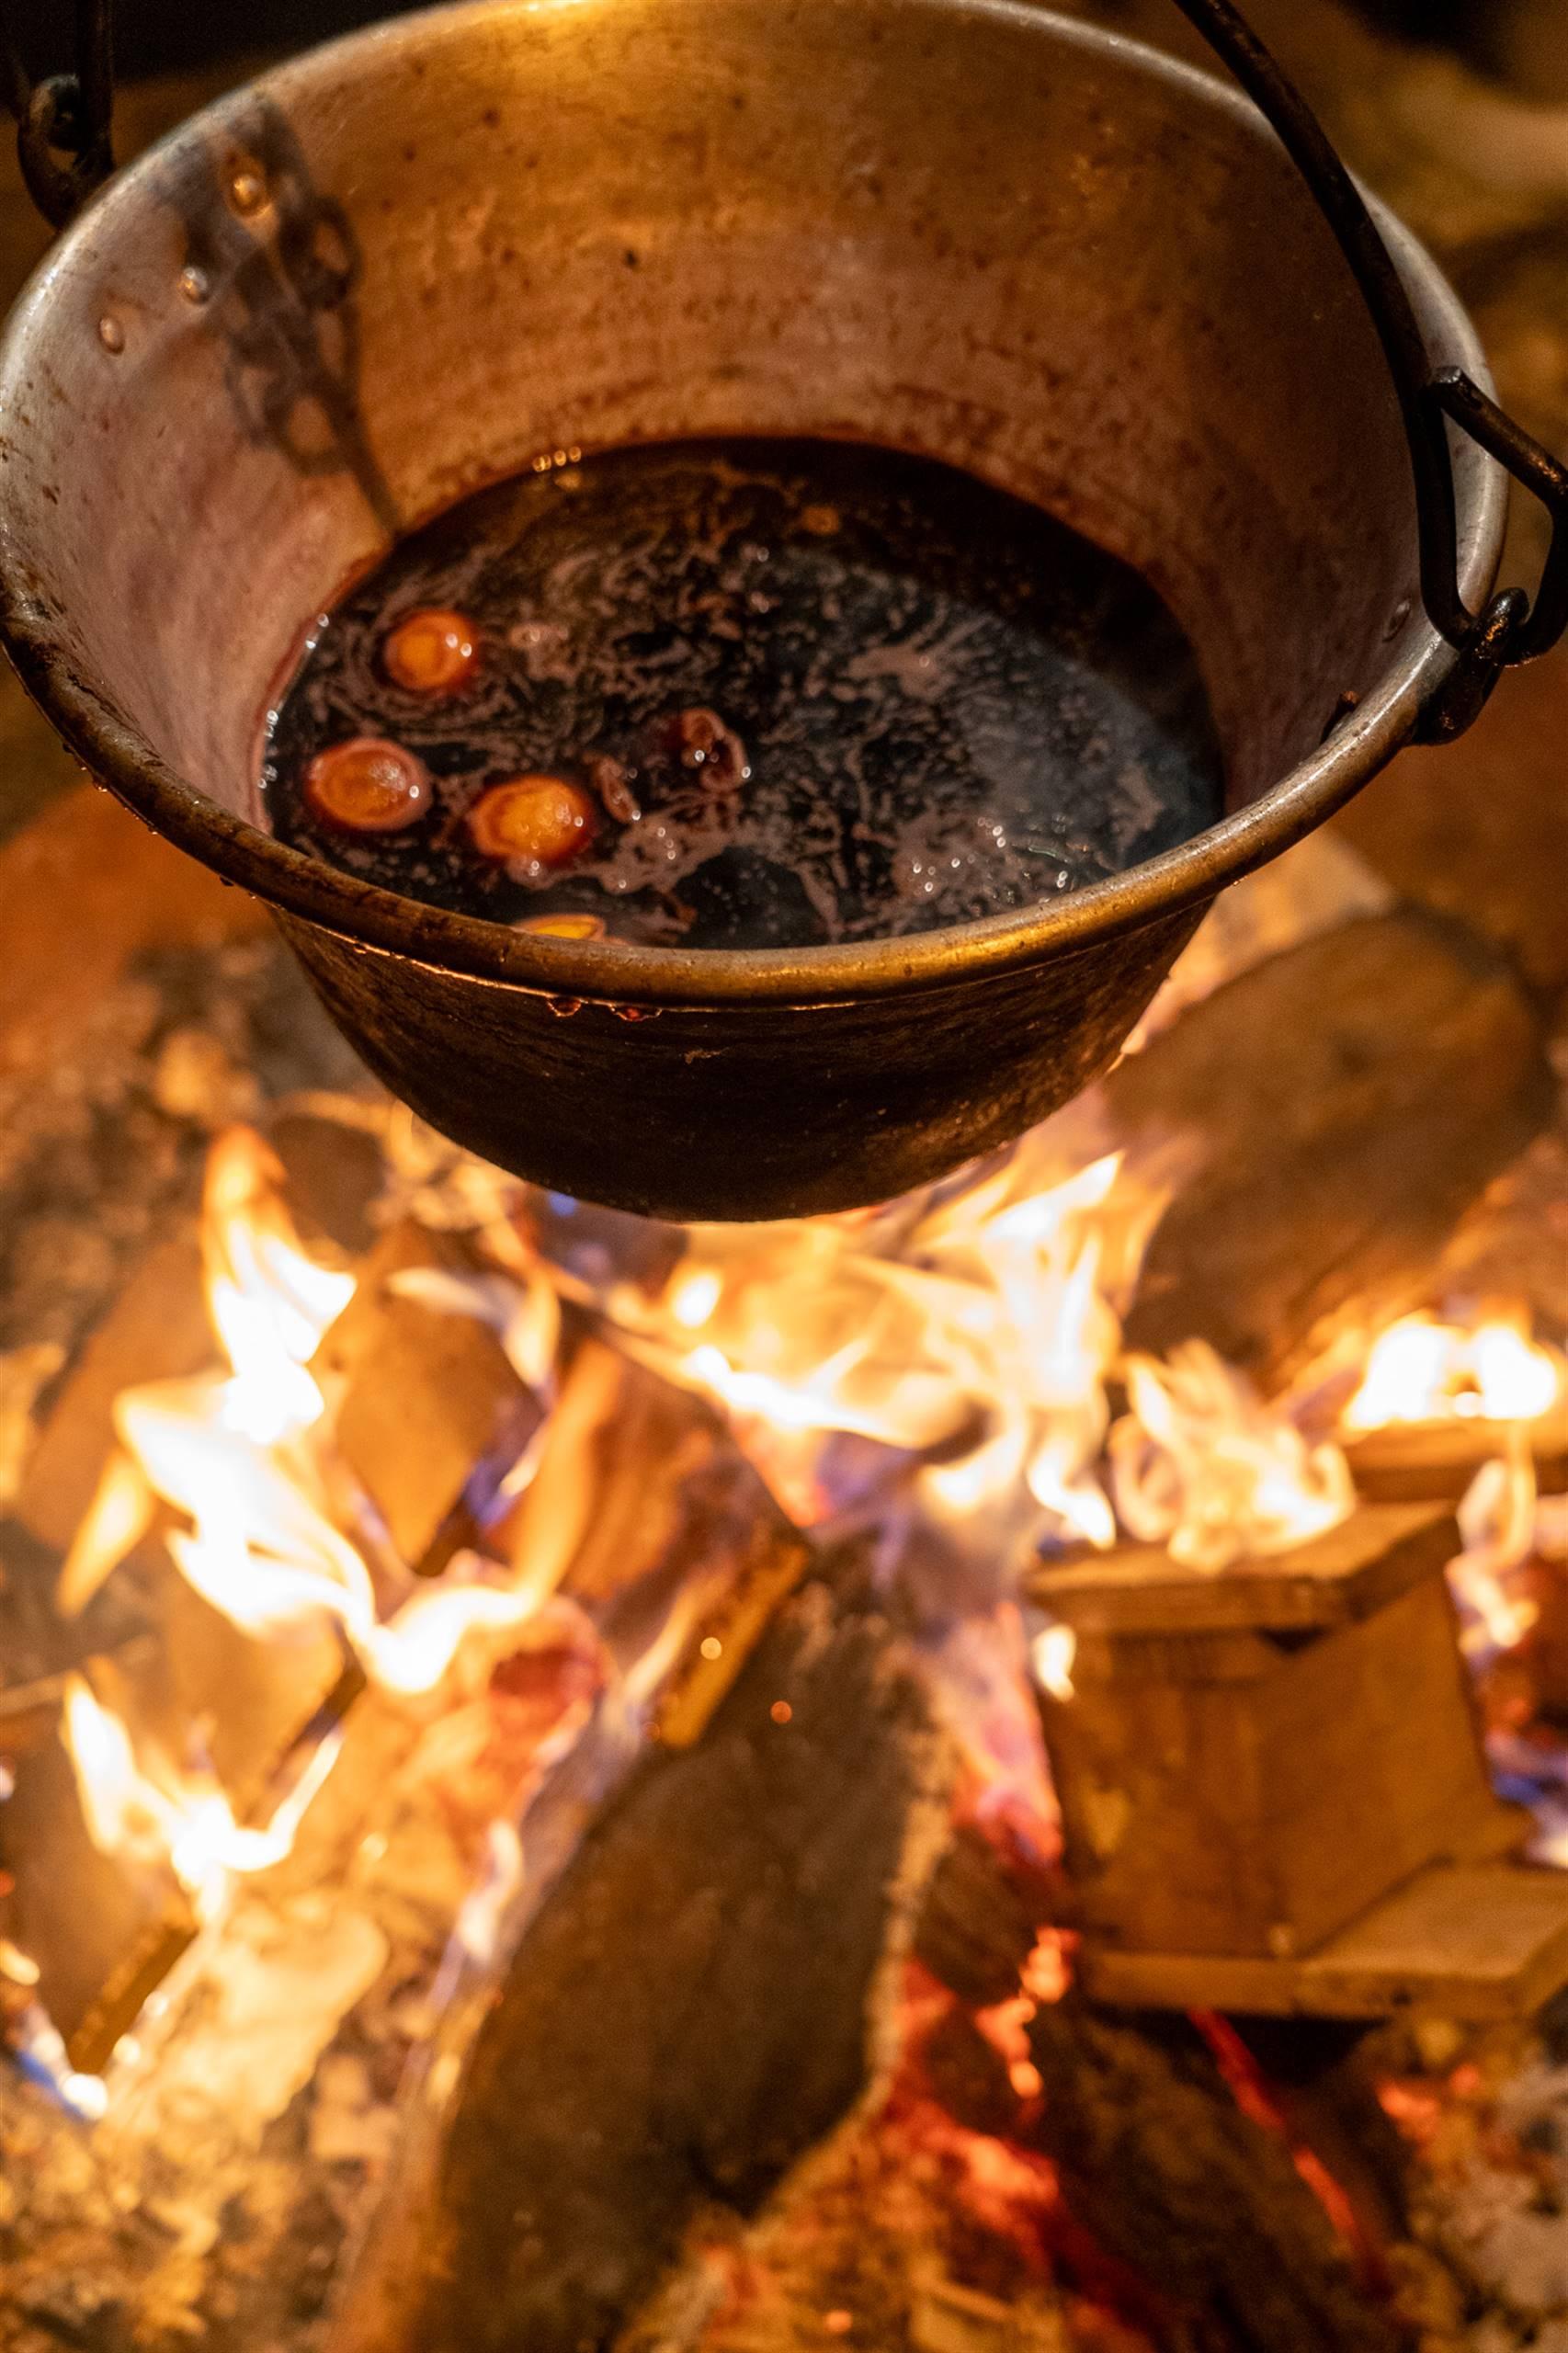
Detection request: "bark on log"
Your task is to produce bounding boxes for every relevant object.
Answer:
[1107,910,1553,1385]
[1023,1998,1404,2353]
[915,1829,1412,2353]
[335,1572,949,2353]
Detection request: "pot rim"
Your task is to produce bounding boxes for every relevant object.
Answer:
[0,0,1506,1009]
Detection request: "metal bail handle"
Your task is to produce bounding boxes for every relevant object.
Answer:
[5,0,1564,735]
[2,0,113,230]
[1173,0,1568,740]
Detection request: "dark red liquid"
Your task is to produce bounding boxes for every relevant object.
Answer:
[261,438,1223,949]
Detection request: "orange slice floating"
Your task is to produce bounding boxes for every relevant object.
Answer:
[382,606,482,695]
[303,736,431,833]
[515,910,608,940]
[468,774,599,868]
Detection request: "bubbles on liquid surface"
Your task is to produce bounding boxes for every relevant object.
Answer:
[260,438,1224,950]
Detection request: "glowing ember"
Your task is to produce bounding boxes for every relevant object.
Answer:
[1020,1928,1076,2006]
[1343,1311,1564,1431]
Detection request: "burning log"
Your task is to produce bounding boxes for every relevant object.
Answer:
[12,1234,212,1555]
[1,1700,198,2076]
[915,1835,1415,2353]
[1020,1997,1405,2353]
[1340,1311,1567,1503]
[267,1100,389,1259]
[1108,910,1553,1385]
[1029,1504,1568,2023]
[492,1329,812,1738]
[333,1565,950,2353]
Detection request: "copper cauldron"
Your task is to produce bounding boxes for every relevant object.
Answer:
[0,0,1562,1219]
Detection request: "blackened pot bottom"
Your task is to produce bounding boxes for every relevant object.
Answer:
[261,438,1224,951]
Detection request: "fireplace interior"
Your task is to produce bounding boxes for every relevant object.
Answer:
[3,4,1568,2351]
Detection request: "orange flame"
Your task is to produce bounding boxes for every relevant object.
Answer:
[62,1674,340,1924]
[74,1129,551,1699]
[1447,1436,1545,1662]
[54,1128,562,1953]
[1108,1341,1354,1571]
[602,1147,1155,1552]
[1343,1311,1564,1431]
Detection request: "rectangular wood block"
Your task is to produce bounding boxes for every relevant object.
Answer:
[1035,1506,1516,1959]
[1345,1404,1568,1505]
[1080,1864,1568,2022]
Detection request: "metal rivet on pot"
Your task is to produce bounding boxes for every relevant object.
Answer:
[96,313,124,353]
[229,168,267,216]
[546,996,583,1018]
[178,267,211,305]
[1382,597,1413,642]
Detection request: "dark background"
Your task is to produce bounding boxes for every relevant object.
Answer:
[0,0,1534,85]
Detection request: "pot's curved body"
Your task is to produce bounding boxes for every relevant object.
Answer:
[279,899,1205,1219]
[0,0,1505,1218]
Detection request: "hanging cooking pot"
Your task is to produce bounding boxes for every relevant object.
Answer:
[0,0,1562,1221]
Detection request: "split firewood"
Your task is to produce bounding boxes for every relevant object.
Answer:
[265,1098,389,1260]
[332,1567,951,2353]
[1107,910,1552,1385]
[13,1233,211,1555]
[111,1534,351,1802]
[0,1620,364,2075]
[914,1816,1063,2007]
[1,1702,198,2075]
[312,1219,543,1577]
[1226,2016,1414,2252]
[1345,1403,1568,1505]
[1028,1505,1518,1969]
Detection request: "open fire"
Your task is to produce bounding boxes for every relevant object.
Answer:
[30,1114,1568,2011]
[3,864,1567,2352]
